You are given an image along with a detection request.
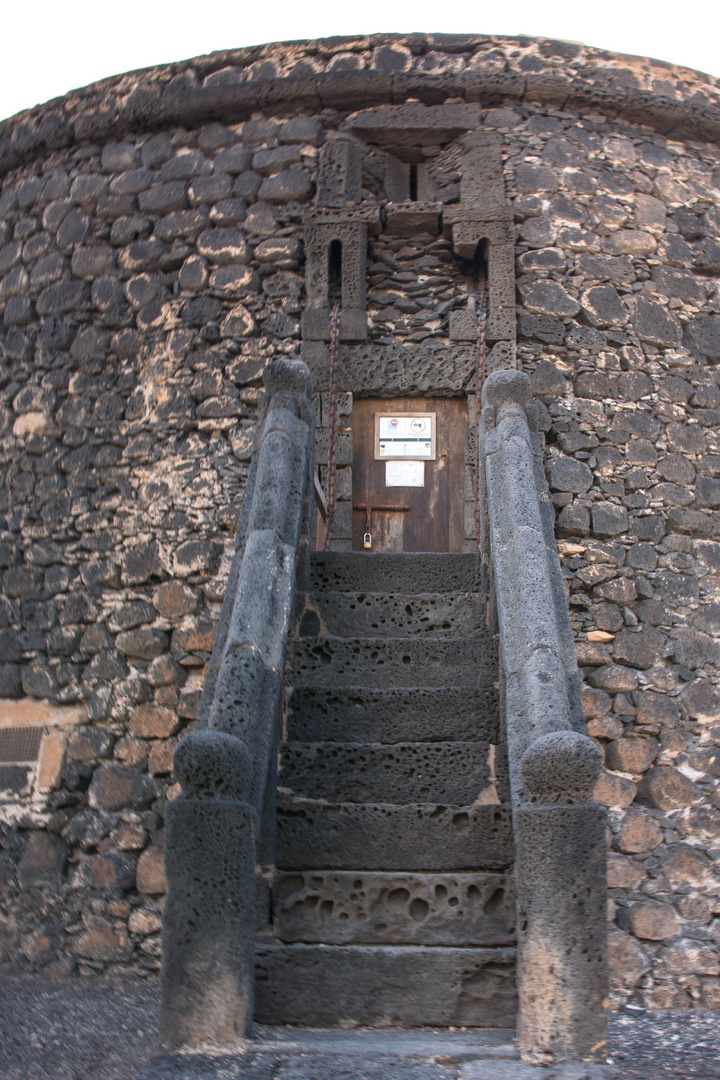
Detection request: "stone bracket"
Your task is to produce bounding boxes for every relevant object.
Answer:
[316,136,363,207]
[343,102,483,152]
[384,202,442,237]
[301,307,367,344]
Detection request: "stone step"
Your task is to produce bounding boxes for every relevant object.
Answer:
[287,637,497,688]
[297,591,486,639]
[135,1027,520,1079]
[247,1026,517,1059]
[279,741,507,805]
[276,799,513,872]
[254,943,517,1028]
[273,870,516,946]
[310,551,481,594]
[286,686,500,744]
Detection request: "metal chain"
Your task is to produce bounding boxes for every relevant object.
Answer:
[323,302,341,551]
[474,275,488,552]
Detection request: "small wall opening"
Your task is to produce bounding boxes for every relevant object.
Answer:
[463,240,489,318]
[409,163,418,202]
[328,239,343,305]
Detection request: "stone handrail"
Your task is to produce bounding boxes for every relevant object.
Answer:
[158,357,315,1051]
[480,370,609,1065]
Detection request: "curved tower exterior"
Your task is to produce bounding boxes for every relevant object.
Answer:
[1,34,719,1044]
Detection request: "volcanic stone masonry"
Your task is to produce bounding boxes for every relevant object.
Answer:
[0,31,719,1012]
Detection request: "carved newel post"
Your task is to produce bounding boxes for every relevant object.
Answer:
[159,730,257,1049]
[515,731,608,1063]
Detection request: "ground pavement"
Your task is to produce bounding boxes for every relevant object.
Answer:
[0,976,718,1080]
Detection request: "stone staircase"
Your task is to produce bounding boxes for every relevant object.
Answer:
[255,552,518,1028]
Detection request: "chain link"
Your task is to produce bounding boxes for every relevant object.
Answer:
[323,302,342,551]
[474,276,488,552]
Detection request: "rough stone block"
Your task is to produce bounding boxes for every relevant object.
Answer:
[316,138,362,207]
[449,309,478,342]
[637,766,705,811]
[129,704,179,739]
[280,741,498,806]
[255,943,516,1028]
[604,737,658,774]
[137,845,167,895]
[310,552,481,594]
[301,306,367,343]
[153,582,201,621]
[18,833,67,889]
[515,803,608,1063]
[547,456,593,494]
[628,901,678,941]
[88,764,156,812]
[277,799,512,872]
[72,923,133,962]
[160,798,256,1049]
[591,504,629,538]
[36,729,68,790]
[273,870,515,946]
[288,636,497,688]
[287,686,500,745]
[304,590,485,639]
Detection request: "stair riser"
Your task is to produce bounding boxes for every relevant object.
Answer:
[255,944,517,1028]
[288,638,497,688]
[279,742,505,806]
[286,687,500,744]
[273,870,516,946]
[310,552,482,594]
[276,802,513,872]
[298,593,486,639]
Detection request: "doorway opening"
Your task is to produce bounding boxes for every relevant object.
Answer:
[352,397,467,553]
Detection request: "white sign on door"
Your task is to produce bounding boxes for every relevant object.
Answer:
[374,413,436,460]
[385,460,425,487]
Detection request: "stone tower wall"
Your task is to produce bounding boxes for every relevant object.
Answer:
[0,33,719,1008]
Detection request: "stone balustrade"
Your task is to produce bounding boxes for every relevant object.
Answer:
[481,369,609,1064]
[158,358,314,1050]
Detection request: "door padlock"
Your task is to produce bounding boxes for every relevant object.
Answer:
[363,532,372,549]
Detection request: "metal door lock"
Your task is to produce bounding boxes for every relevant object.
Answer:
[354,502,410,553]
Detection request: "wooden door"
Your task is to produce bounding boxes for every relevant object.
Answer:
[352,397,467,553]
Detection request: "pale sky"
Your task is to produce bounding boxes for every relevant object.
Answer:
[1,0,717,124]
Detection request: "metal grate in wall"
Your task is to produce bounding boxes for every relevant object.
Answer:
[0,727,43,764]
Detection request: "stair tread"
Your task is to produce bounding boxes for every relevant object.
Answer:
[288,637,497,688]
[286,685,500,744]
[272,868,516,947]
[254,942,517,1028]
[276,555,507,992]
[279,741,505,807]
[260,942,516,955]
[276,799,512,872]
[248,1025,517,1057]
[310,552,482,594]
[290,635,495,644]
[297,591,485,639]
